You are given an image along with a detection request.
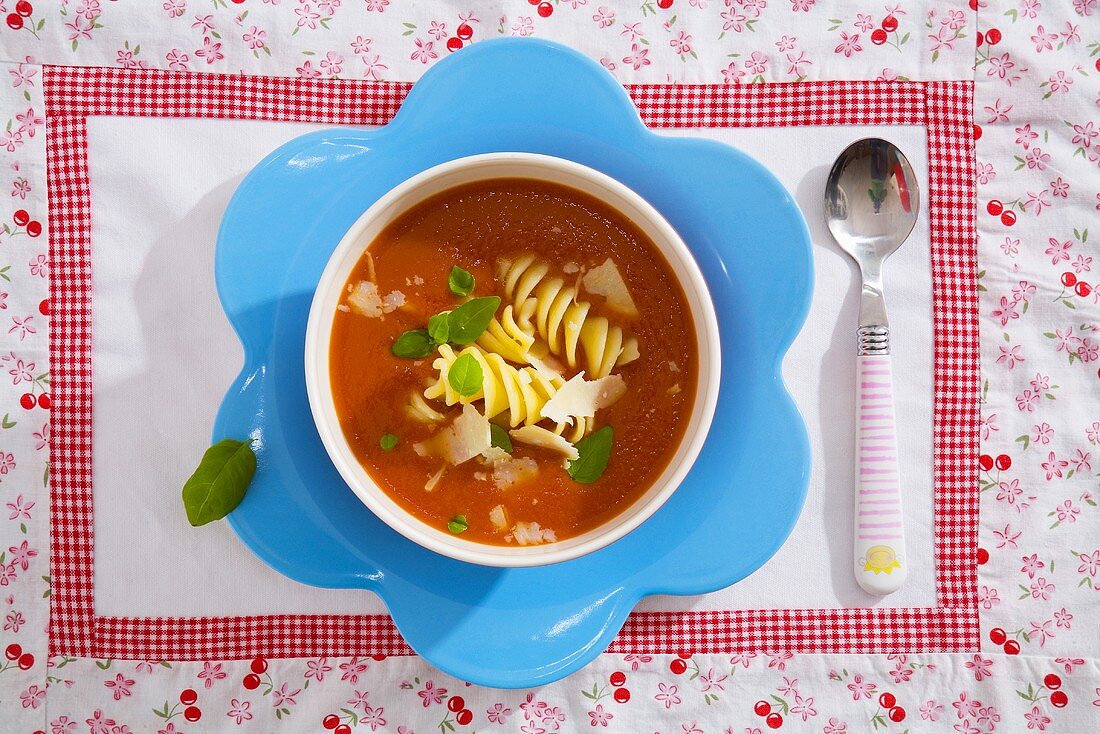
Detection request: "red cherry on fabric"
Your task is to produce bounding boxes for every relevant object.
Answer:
[882,15,898,32]
[670,658,687,674]
[446,37,463,52]
[677,651,693,659]
[537,2,553,16]
[448,696,465,712]
[974,124,982,140]
[994,454,1011,470]
[657,0,674,7]
[976,31,984,46]
[1075,282,1092,298]
[888,706,906,722]
[613,687,630,703]
[250,657,268,674]
[334,725,352,734]
[1000,210,1016,226]
[183,706,201,722]
[19,393,35,410]
[1050,690,1068,708]
[977,547,989,565]
[979,454,994,471]
[986,199,1003,216]
[989,627,1007,645]
[969,0,978,10]
[179,688,198,705]
[610,671,626,687]
[242,673,261,690]
[17,652,34,669]
[1004,639,1021,655]
[37,394,51,409]
[4,643,21,660]
[6,13,23,30]
[879,692,896,708]
[15,1,32,17]
[1096,58,1100,73]
[1044,673,1062,690]
[986,28,1001,45]
[26,220,41,237]
[754,700,771,716]
[871,29,888,45]
[456,23,473,40]
[322,714,340,730]
[455,709,473,725]
[765,712,783,729]
[13,209,29,226]
[1061,272,1078,287]
[38,298,48,316]
[528,0,540,4]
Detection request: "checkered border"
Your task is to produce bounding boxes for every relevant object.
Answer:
[45,67,977,659]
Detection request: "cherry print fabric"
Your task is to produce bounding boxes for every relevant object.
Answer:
[0,0,1098,732]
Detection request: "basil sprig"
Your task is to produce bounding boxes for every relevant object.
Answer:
[567,426,614,484]
[448,266,475,297]
[390,296,501,359]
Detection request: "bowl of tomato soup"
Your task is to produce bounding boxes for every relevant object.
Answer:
[305,153,720,567]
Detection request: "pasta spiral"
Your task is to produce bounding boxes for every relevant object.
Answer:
[493,255,640,378]
[425,344,588,442]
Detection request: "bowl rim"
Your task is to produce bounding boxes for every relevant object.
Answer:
[304,151,721,567]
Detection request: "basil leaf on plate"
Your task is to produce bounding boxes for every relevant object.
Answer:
[182,439,257,526]
[490,423,513,453]
[567,426,613,484]
[380,433,398,452]
[445,296,500,344]
[427,312,451,344]
[448,266,475,297]
[391,328,436,359]
[448,515,469,534]
[447,352,483,397]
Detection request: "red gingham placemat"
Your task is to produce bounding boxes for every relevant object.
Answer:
[45,67,978,660]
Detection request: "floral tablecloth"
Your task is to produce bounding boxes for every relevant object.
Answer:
[1,1,1098,732]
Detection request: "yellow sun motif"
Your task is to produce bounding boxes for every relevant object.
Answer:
[863,545,902,575]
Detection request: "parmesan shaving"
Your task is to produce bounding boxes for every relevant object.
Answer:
[489,504,509,532]
[413,404,491,465]
[509,425,580,460]
[492,456,539,490]
[668,383,682,396]
[424,465,445,492]
[346,280,406,318]
[541,373,627,424]
[581,258,640,318]
[512,521,557,546]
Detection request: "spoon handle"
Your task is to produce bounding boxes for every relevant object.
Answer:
[854,327,907,595]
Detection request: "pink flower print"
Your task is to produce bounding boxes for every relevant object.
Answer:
[619,22,643,41]
[1054,326,1082,353]
[320,51,344,77]
[920,700,944,721]
[767,651,792,670]
[823,718,847,734]
[244,27,267,51]
[9,540,37,571]
[0,562,17,586]
[700,668,727,692]
[1025,704,1051,730]
[1055,499,1079,523]
[1042,452,1068,480]
[227,698,252,724]
[1046,238,1072,265]
[991,296,1019,327]
[0,129,23,153]
[976,162,995,184]
[66,18,94,43]
[888,663,913,683]
[977,705,1001,730]
[162,0,185,18]
[0,452,15,475]
[196,36,224,65]
[198,661,227,689]
[774,35,797,52]
[623,653,651,671]
[789,0,815,11]
[542,705,565,729]
[361,706,386,731]
[729,652,757,668]
[1022,189,1051,215]
[1029,372,1049,392]
[305,657,331,682]
[593,7,615,28]
[487,703,513,725]
[786,52,811,78]
[953,692,981,719]
[721,7,749,33]
[165,49,190,71]
[1031,25,1057,52]
[846,674,876,700]
[623,43,651,71]
[410,37,438,65]
[929,26,957,53]
[9,315,36,340]
[996,479,1021,506]
[104,673,135,701]
[834,32,862,57]
[21,684,45,709]
[1034,422,1054,444]
[777,676,798,696]
[362,54,388,80]
[192,14,216,33]
[746,51,768,74]
[1025,147,1050,171]
[16,108,42,138]
[519,724,546,734]
[670,31,693,56]
[977,585,1000,609]
[418,679,447,707]
[1088,421,1100,444]
[1015,123,1037,149]
[996,345,1024,369]
[1030,578,1055,601]
[296,60,321,79]
[965,654,992,681]
[5,494,32,522]
[49,715,77,733]
[1021,553,1045,579]
[346,689,370,711]
[8,62,38,88]
[512,16,535,36]
[721,61,746,84]
[790,693,816,721]
[272,682,301,708]
[86,710,116,734]
[1054,657,1085,674]
[1046,71,1073,94]
[1079,550,1100,577]
[1072,254,1092,273]
[364,0,389,11]
[1072,122,1097,149]
[78,0,102,20]
[7,358,31,384]
[350,35,372,54]
[5,609,25,633]
[1071,449,1091,472]
[854,13,875,31]
[428,21,448,41]
[1079,338,1099,362]
[12,176,31,199]
[655,681,681,709]
[339,657,367,685]
[986,53,1020,82]
[984,98,1013,123]
[1000,236,1018,256]
[295,4,321,30]
[1061,21,1081,43]
[1054,607,1073,628]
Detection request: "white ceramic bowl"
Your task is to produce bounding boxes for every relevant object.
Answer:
[305,153,720,567]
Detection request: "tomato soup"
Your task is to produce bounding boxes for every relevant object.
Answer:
[329,179,697,545]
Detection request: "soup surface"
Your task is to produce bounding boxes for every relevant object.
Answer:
[329,178,697,546]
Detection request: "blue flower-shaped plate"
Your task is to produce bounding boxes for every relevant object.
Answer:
[215,38,812,689]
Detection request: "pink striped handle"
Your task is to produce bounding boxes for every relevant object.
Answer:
[854,354,907,594]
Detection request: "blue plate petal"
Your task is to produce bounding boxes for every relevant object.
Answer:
[215,38,812,688]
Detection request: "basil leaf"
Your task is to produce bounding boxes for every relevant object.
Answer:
[567,426,613,484]
[447,352,483,397]
[391,328,435,359]
[448,266,475,297]
[490,424,513,453]
[380,433,398,452]
[427,312,450,344]
[445,296,500,345]
[447,514,468,534]
[182,439,257,526]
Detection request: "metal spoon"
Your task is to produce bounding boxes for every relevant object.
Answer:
[824,138,919,596]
